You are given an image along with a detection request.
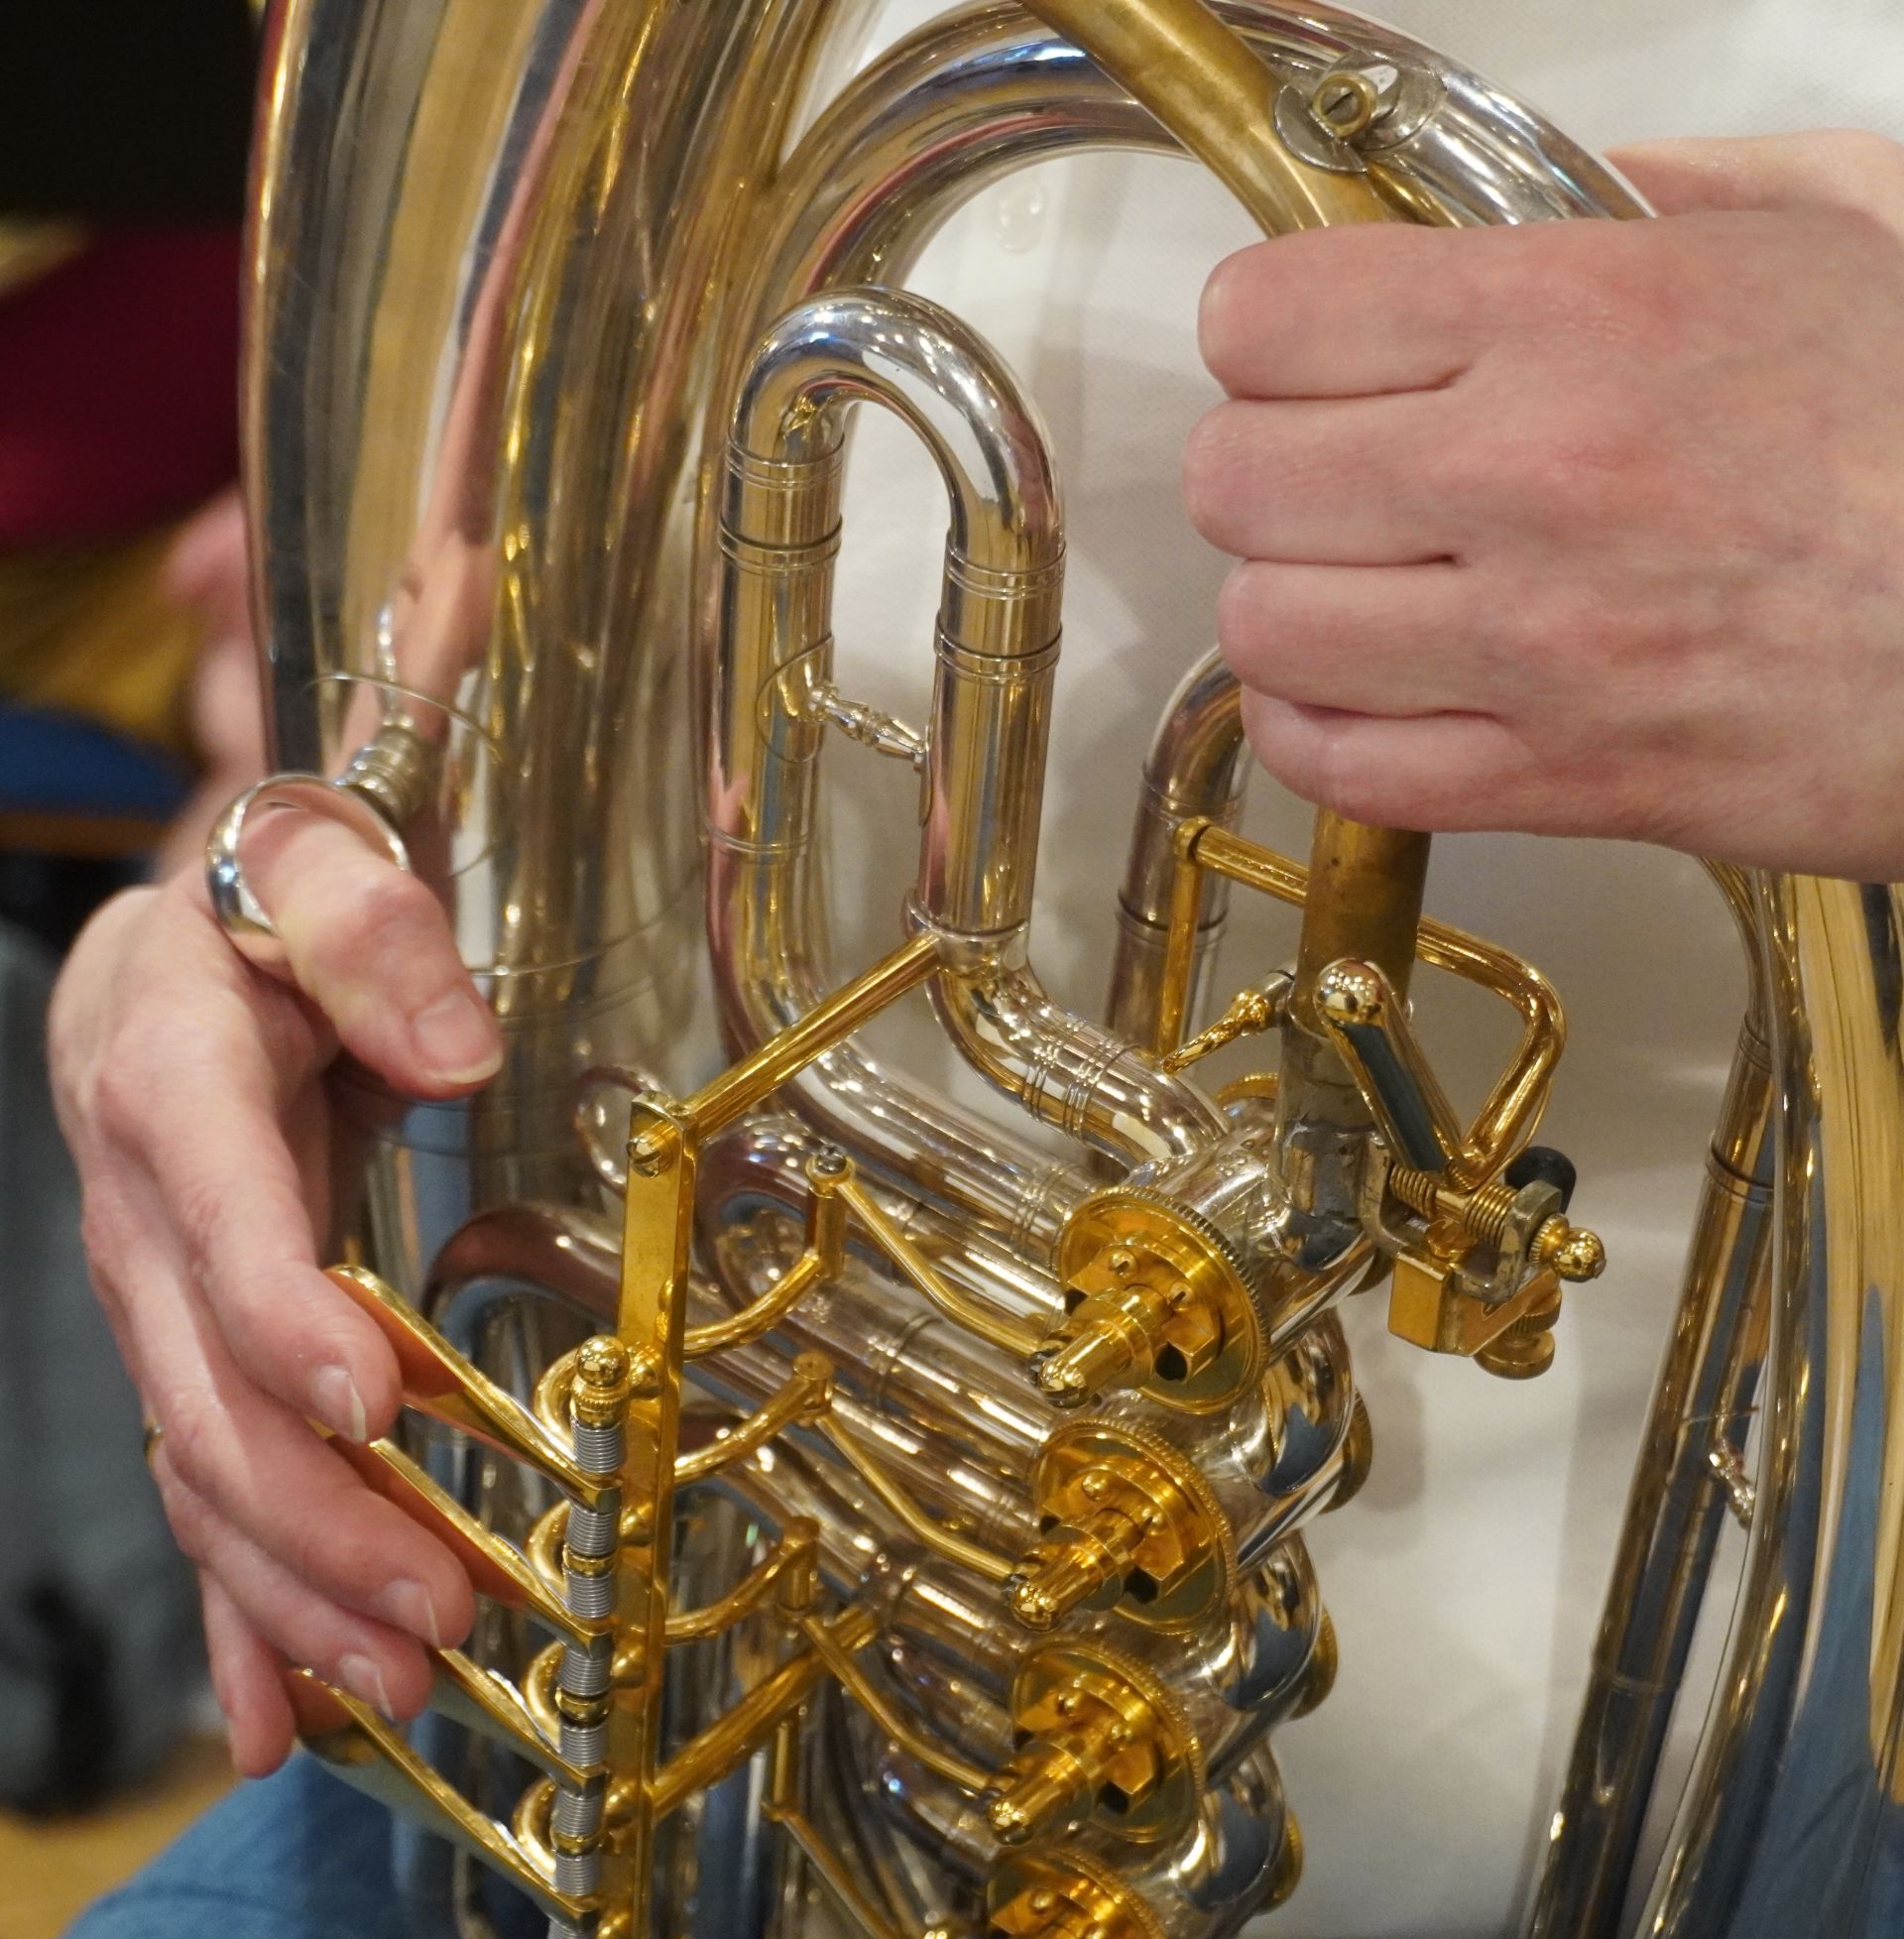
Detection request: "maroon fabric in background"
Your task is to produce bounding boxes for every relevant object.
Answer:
[0,227,241,549]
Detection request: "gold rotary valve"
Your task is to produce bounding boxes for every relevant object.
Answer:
[1035,1189,1265,1411]
[987,1852,1166,1939]
[987,1646,1202,1849]
[1010,1425,1230,1632]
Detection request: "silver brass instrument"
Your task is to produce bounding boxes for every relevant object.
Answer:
[218,1,1904,1934]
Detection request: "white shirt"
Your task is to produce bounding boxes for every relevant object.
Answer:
[824,6,1904,1932]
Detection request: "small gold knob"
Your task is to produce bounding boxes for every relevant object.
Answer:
[570,1336,633,1424]
[1538,1220,1606,1284]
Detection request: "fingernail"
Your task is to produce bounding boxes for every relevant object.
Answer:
[380,1578,444,1649]
[338,1653,393,1716]
[411,991,502,1084]
[312,1364,368,1443]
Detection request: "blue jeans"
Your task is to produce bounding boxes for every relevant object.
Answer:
[67,1755,548,1939]
[65,1757,411,1939]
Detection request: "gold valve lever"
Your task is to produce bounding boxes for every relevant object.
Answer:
[325,1267,610,1507]
[285,1670,590,1930]
[1314,958,1466,1176]
[1308,956,1606,1380]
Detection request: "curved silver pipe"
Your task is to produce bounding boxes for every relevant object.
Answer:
[699,1114,1064,1329]
[923,930,1229,1162]
[1530,886,1776,1938]
[712,285,1224,1248]
[1106,652,1250,1049]
[703,1,1639,1247]
[1637,875,1904,1939]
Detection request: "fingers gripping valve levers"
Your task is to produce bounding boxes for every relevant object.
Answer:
[207,300,1601,1939]
[201,4,1627,1937]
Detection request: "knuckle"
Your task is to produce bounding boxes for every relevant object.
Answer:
[1215,563,1276,673]
[1494,400,1651,526]
[1181,409,1245,541]
[1307,728,1392,826]
[91,1033,165,1130]
[272,1486,381,1598]
[268,1515,330,1590]
[160,1389,231,1502]
[157,1478,216,1565]
[171,1171,237,1284]
[77,1197,125,1281]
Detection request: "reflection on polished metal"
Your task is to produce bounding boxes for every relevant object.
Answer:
[222,1,1904,1936]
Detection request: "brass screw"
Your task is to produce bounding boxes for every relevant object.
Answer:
[627,1122,676,1176]
[1310,69,1383,142]
[1478,1329,1558,1381]
[1390,1166,1606,1284]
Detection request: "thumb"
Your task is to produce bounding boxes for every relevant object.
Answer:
[243,809,502,1098]
[1610,131,1904,221]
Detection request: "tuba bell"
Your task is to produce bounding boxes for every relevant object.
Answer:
[219,1,1904,1934]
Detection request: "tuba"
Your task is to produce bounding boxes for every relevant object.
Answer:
[220,1,1904,1934]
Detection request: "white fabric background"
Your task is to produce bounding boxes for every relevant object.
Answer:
[812,6,1904,1933]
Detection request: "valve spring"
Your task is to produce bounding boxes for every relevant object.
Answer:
[564,1503,618,1557]
[545,1399,624,1914]
[572,1420,625,1474]
[550,1785,604,1842]
[563,1565,616,1623]
[1389,1166,1519,1244]
[560,1641,612,1697]
[552,1851,601,1897]
[560,1720,609,1768]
